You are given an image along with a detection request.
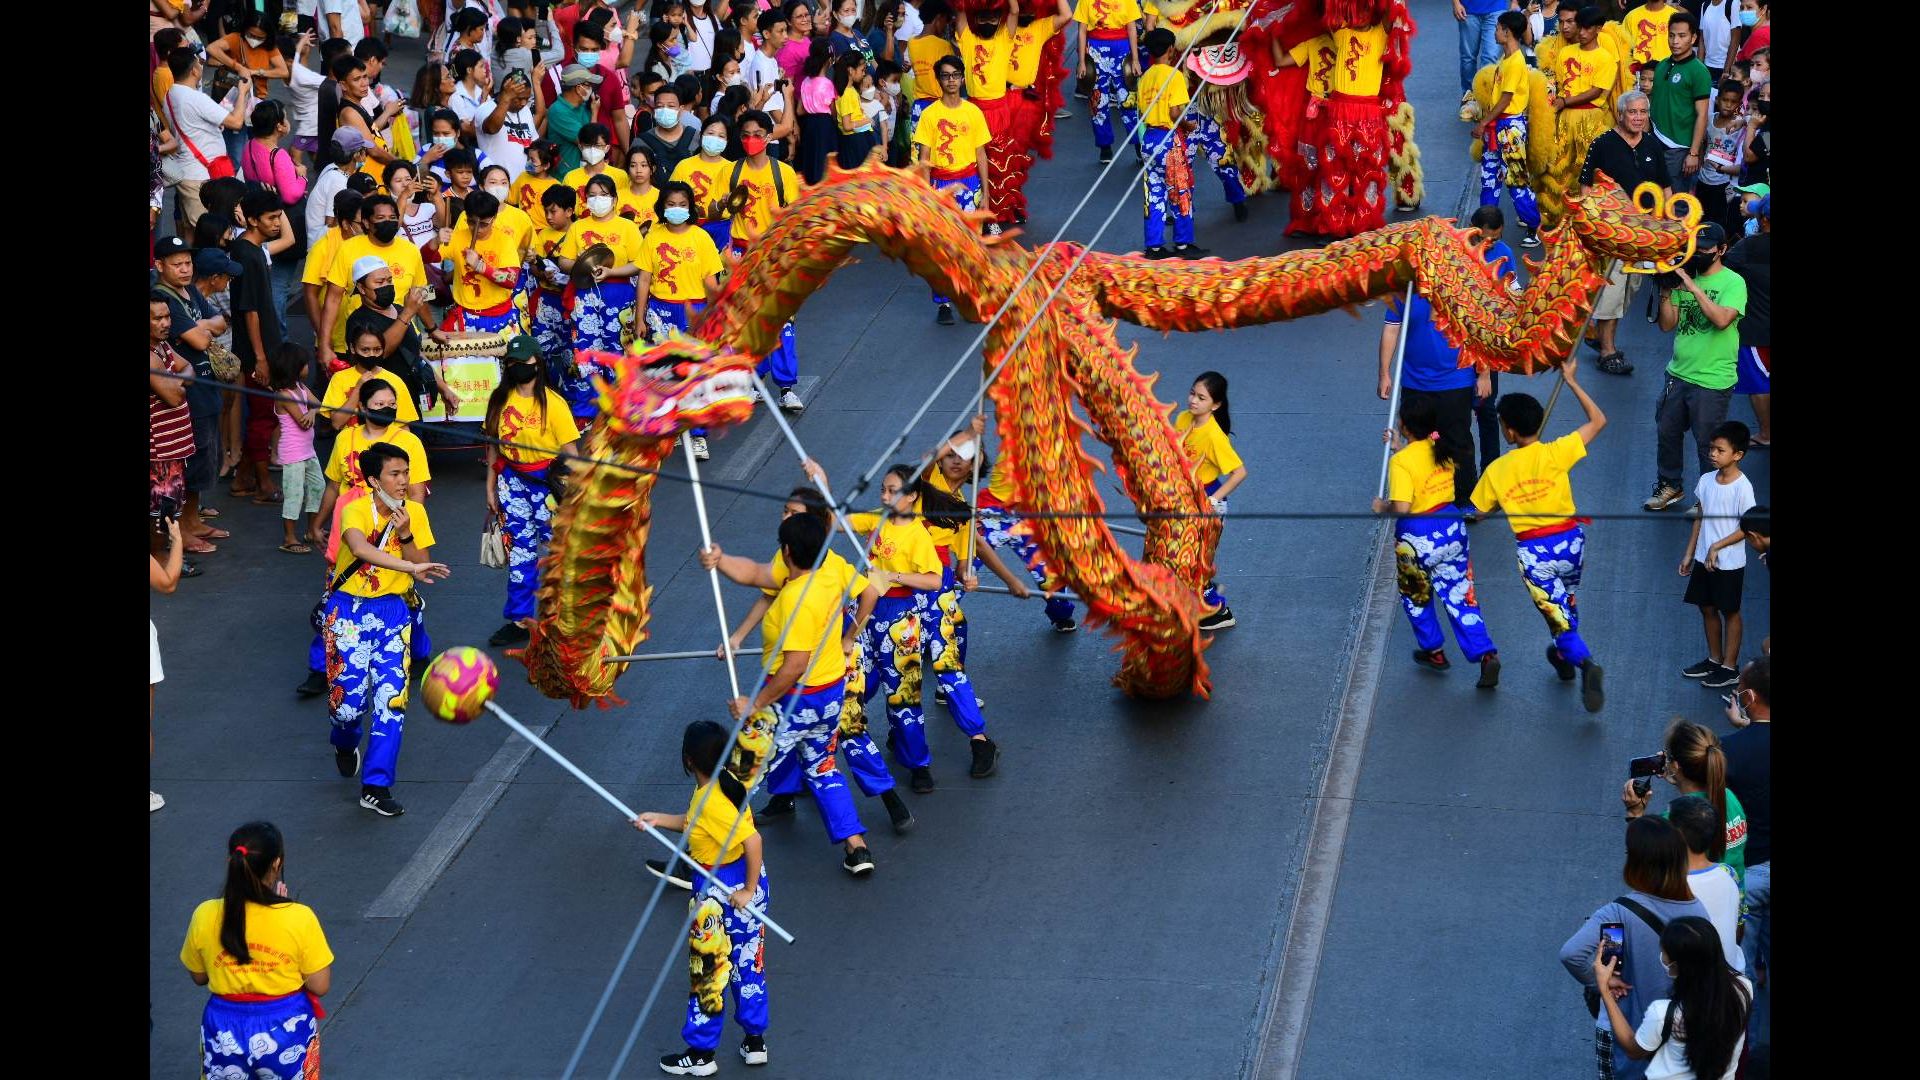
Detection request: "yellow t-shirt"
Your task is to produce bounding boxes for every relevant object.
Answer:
[685,781,755,866]
[847,511,943,580]
[728,159,801,242]
[836,85,868,132]
[303,227,351,353]
[639,225,726,302]
[322,368,422,425]
[531,223,571,287]
[1620,4,1675,68]
[494,389,580,464]
[1330,25,1388,97]
[495,203,537,256]
[765,547,868,602]
[1137,63,1189,128]
[957,20,1015,99]
[1174,411,1243,486]
[1469,431,1587,534]
[617,183,659,231]
[180,899,334,997]
[562,165,633,213]
[914,99,991,173]
[670,155,734,219]
[1558,40,1622,103]
[561,213,647,266]
[333,495,438,598]
[1009,19,1057,88]
[762,566,853,686]
[511,172,560,218]
[1494,49,1530,116]
[1291,35,1337,99]
[325,235,428,342]
[1388,441,1458,514]
[908,35,957,101]
[324,422,433,491]
[445,220,524,310]
[920,468,968,552]
[1074,0,1143,31]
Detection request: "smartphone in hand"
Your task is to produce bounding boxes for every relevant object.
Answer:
[1598,923,1625,970]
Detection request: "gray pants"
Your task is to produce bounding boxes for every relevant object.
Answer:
[1655,373,1732,487]
[1663,144,1697,193]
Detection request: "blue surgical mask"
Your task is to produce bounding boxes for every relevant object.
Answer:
[655,106,681,127]
[663,205,692,225]
[576,50,602,67]
[433,134,458,150]
[1738,9,1758,27]
[701,133,728,155]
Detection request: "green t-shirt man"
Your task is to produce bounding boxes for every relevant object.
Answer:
[1666,266,1747,389]
[1651,53,1712,151]
[545,94,593,176]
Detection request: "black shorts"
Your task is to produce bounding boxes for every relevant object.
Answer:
[1683,565,1745,614]
[183,412,220,494]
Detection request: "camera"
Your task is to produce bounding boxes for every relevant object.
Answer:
[1651,270,1682,291]
[1627,751,1668,797]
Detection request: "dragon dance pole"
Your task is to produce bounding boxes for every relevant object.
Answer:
[682,432,743,701]
[604,647,767,663]
[1375,281,1417,499]
[748,371,892,571]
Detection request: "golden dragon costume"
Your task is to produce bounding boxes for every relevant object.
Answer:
[520,160,1698,706]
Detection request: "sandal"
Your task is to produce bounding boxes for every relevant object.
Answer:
[194,526,232,540]
[200,506,222,519]
[278,542,312,554]
[185,539,218,554]
[252,491,283,505]
[1750,435,1770,448]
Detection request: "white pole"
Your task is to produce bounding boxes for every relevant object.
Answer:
[482,702,793,943]
[605,647,766,664]
[1376,281,1417,500]
[682,432,743,700]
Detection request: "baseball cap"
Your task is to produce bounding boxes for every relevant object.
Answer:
[1731,181,1769,197]
[193,248,243,278]
[561,63,604,89]
[332,127,372,154]
[504,333,541,360]
[155,235,192,262]
[351,255,390,282]
[1694,221,1728,250]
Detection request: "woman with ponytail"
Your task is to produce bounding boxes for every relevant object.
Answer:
[180,822,333,1079]
[1623,718,1749,888]
[1594,915,1751,1079]
[1372,396,1501,685]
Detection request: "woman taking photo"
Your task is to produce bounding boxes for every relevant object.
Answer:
[179,822,332,1080]
[407,61,458,143]
[385,161,445,251]
[1622,718,1749,888]
[1594,916,1751,1080]
[795,38,838,183]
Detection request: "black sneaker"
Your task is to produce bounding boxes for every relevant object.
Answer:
[1681,658,1721,679]
[1412,648,1450,671]
[1051,617,1079,634]
[335,744,361,778]
[1197,606,1235,631]
[882,788,915,834]
[842,845,875,876]
[1233,201,1249,222]
[1476,653,1502,689]
[1597,352,1634,376]
[910,767,935,793]
[1580,660,1605,712]
[1099,144,1114,163]
[489,621,530,647]
[933,685,949,707]
[739,1035,769,1066]
[659,1048,717,1076]
[1702,664,1740,688]
[1520,229,1541,248]
[1172,243,1211,258]
[296,670,328,697]
[758,793,796,818]
[1142,246,1172,260]
[936,303,956,325]
[359,785,405,816]
[646,858,694,890]
[968,737,1000,779]
[1545,644,1578,681]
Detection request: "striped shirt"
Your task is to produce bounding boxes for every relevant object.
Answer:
[150,343,195,461]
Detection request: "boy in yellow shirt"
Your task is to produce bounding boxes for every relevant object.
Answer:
[914,54,993,324]
[724,109,807,415]
[443,190,530,335]
[1620,0,1675,72]
[1135,29,1206,259]
[1468,353,1609,712]
[1471,11,1543,247]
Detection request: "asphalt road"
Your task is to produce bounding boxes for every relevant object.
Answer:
[150,4,1770,1076]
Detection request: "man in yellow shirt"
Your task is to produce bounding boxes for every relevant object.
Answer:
[1074,0,1142,163]
[1469,354,1609,713]
[1620,0,1674,72]
[1471,11,1543,246]
[317,194,427,371]
[958,0,1020,234]
[320,441,451,816]
[726,110,807,414]
[444,190,530,335]
[1135,29,1206,258]
[914,55,992,325]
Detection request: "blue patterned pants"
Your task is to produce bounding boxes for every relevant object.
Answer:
[856,593,931,770]
[922,565,988,739]
[1478,113,1541,230]
[530,288,571,385]
[1141,126,1194,250]
[1395,514,1497,662]
[496,466,553,623]
[1186,112,1247,205]
[978,502,1074,623]
[323,592,413,787]
[1515,525,1590,665]
[561,278,638,421]
[1087,35,1139,150]
[200,992,318,1080]
[761,678,865,842]
[682,855,770,1052]
[931,172,981,308]
[834,632,898,797]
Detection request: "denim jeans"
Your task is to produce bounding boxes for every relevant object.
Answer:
[1458,13,1501,94]
[1654,373,1734,487]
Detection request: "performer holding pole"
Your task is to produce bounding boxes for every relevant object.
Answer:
[1375,281,1415,500]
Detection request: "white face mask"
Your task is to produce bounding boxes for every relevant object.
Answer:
[860,86,876,101]
[586,194,615,217]
[485,184,511,200]
[727,71,745,87]
[838,13,858,27]
[582,145,608,165]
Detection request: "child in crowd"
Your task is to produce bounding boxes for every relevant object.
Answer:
[1678,421,1755,689]
[1136,28,1205,259]
[1177,371,1245,631]
[1468,353,1608,711]
[270,343,324,555]
[1693,81,1747,227]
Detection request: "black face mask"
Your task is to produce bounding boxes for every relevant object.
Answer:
[505,360,540,384]
[1753,99,1769,117]
[371,220,401,244]
[363,406,399,427]
[1685,248,1720,276]
[371,284,397,308]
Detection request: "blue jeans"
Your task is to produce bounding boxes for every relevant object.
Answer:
[1458,13,1502,94]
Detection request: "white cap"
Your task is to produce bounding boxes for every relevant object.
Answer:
[950,438,978,461]
[352,255,389,282]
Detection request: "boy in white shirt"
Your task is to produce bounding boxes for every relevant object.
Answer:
[1678,420,1754,688]
[1669,794,1746,972]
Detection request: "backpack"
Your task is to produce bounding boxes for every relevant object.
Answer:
[729,157,789,210]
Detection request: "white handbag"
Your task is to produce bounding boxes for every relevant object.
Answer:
[480,514,508,570]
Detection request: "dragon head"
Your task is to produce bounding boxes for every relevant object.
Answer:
[591,340,758,440]
[1564,172,1703,275]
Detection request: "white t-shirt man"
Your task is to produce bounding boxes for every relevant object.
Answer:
[319,0,367,45]
[1635,975,1752,1080]
[1692,471,1757,569]
[163,83,234,184]
[305,164,351,247]
[896,1,924,42]
[1686,862,1745,971]
[288,58,326,139]
[745,47,786,121]
[477,102,539,181]
[1700,0,1737,70]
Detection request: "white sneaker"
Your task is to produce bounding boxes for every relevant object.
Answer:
[778,389,805,413]
[690,436,710,461]
[1054,107,1073,119]
[151,790,165,813]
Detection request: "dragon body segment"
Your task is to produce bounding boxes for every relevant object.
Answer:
[524,160,1696,704]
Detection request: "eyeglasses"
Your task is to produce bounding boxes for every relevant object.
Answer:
[937,71,964,80]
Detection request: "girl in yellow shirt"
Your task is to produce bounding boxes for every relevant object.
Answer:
[553,173,645,425]
[484,334,582,647]
[181,822,333,1080]
[1370,398,1501,684]
[833,52,879,170]
[1175,370,1246,631]
[670,116,742,250]
[618,145,663,233]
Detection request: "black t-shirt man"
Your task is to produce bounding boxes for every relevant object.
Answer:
[1721,232,1769,348]
[1580,126,1674,192]
[226,237,285,367]
[1721,722,1770,864]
